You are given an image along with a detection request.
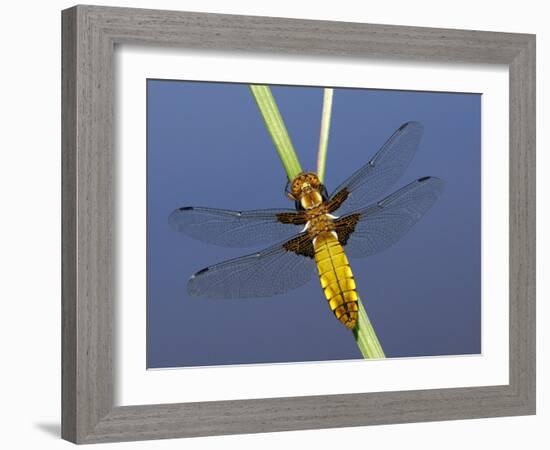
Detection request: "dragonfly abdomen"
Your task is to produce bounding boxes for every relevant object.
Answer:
[313,231,358,329]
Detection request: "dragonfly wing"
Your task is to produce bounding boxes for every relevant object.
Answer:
[329,121,424,216]
[335,176,444,258]
[169,206,307,248]
[187,233,316,298]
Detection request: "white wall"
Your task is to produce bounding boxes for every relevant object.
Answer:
[0,0,546,448]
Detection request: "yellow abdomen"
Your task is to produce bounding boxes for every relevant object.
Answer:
[314,231,358,329]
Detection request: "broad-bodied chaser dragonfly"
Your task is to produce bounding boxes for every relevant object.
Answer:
[170,122,443,329]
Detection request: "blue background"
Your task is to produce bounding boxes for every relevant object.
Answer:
[147,80,481,368]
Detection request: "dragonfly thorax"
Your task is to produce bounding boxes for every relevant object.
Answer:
[300,188,323,210]
[307,213,336,240]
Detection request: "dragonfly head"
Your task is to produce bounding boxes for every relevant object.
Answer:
[286,172,324,210]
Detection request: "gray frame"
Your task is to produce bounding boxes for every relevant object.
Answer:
[62,4,536,444]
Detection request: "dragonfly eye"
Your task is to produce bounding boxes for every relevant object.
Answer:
[285,178,298,201]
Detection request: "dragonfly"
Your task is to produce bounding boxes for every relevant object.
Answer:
[169,121,443,330]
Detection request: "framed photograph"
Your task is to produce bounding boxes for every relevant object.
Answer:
[62,5,535,444]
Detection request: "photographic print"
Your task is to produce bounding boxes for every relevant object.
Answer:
[147,80,481,369]
[61,8,536,441]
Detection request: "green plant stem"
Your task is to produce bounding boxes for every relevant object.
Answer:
[249,85,302,180]
[250,84,385,359]
[353,298,386,358]
[316,88,333,183]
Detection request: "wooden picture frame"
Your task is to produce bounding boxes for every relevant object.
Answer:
[62,4,536,444]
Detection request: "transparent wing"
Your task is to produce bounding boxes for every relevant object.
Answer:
[187,234,316,299]
[330,121,424,216]
[169,206,306,248]
[335,176,444,258]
